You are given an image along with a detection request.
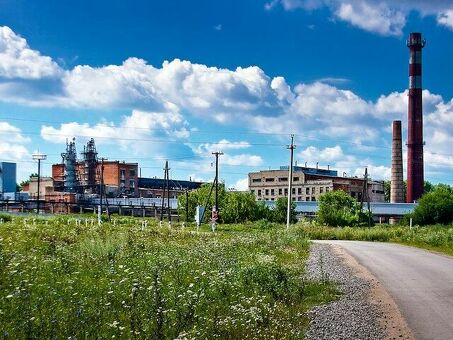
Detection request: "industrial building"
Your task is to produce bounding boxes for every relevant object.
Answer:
[248,166,385,202]
[0,162,16,196]
[51,138,138,197]
[138,178,203,198]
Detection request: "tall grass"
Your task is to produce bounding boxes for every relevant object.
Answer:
[0,215,337,339]
[296,222,453,255]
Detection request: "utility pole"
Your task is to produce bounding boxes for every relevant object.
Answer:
[160,161,170,221]
[286,135,296,229]
[360,167,372,227]
[32,152,47,215]
[99,158,105,216]
[166,161,171,221]
[212,152,224,214]
[185,189,189,223]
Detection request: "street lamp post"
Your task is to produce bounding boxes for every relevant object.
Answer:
[32,152,47,214]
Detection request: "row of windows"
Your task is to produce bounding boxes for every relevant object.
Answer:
[257,196,317,202]
[252,176,300,183]
[252,186,330,196]
[120,169,137,177]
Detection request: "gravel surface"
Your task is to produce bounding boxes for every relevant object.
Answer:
[304,243,385,340]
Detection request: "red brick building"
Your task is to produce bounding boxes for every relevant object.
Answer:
[52,161,138,197]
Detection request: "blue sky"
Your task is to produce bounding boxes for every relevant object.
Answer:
[0,0,453,189]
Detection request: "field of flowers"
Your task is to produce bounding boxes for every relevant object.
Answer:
[0,215,337,339]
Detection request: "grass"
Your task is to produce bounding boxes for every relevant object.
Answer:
[296,222,453,256]
[0,215,338,339]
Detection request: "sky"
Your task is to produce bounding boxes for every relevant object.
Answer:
[0,0,453,190]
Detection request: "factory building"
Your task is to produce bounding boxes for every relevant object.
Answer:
[137,178,203,198]
[248,166,384,202]
[0,162,16,195]
[52,160,138,197]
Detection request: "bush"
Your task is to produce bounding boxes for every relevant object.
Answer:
[411,186,453,225]
[316,190,365,227]
[271,197,297,224]
[0,213,12,222]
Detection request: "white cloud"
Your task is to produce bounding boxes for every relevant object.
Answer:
[437,10,453,29]
[40,108,189,153]
[0,26,62,79]
[0,120,31,166]
[231,177,249,191]
[265,1,453,35]
[335,2,405,36]
[222,154,263,166]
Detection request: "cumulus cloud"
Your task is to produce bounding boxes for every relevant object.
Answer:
[265,0,453,35]
[40,108,190,154]
[231,177,249,191]
[0,121,31,161]
[0,26,62,79]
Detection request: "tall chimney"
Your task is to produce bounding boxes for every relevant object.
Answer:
[406,32,425,203]
[391,121,404,203]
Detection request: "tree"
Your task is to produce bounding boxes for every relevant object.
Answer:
[411,186,453,225]
[271,197,297,224]
[177,183,226,223]
[384,180,407,202]
[222,191,259,223]
[316,190,365,227]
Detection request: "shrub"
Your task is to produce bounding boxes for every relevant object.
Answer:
[316,190,365,227]
[411,186,453,225]
[0,213,12,222]
[271,197,297,224]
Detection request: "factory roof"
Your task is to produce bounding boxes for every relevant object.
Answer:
[138,177,203,190]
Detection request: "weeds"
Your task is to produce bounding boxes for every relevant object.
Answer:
[0,215,337,339]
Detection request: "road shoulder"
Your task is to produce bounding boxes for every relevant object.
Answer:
[305,242,414,340]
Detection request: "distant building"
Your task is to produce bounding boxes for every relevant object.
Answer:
[0,162,17,195]
[138,177,203,199]
[26,176,55,200]
[248,166,384,202]
[52,161,139,197]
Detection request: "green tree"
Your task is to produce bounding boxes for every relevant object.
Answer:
[222,191,259,223]
[177,183,227,223]
[316,190,365,227]
[271,197,297,224]
[411,186,453,225]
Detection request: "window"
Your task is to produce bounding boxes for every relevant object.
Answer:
[326,187,330,192]
[284,188,288,195]
[265,178,275,182]
[306,197,310,201]
[306,187,310,195]
[279,177,288,182]
[271,198,275,201]
[129,180,135,188]
[293,177,299,182]
[320,187,324,193]
[297,196,302,201]
[292,197,296,201]
[311,187,315,194]
[129,169,136,177]
[311,197,316,201]
[271,189,275,195]
[252,178,261,183]
[251,190,255,195]
[351,192,356,198]
[292,188,295,195]
[120,169,126,179]
[279,188,282,195]
[258,189,262,196]
[298,188,302,194]
[265,189,269,196]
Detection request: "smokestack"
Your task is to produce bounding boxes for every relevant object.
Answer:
[391,121,404,203]
[406,32,425,202]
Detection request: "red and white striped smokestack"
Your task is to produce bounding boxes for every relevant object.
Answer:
[406,32,425,203]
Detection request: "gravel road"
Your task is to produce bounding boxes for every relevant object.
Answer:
[304,243,414,340]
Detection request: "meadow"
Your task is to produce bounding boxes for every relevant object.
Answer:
[296,222,453,256]
[0,215,337,339]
